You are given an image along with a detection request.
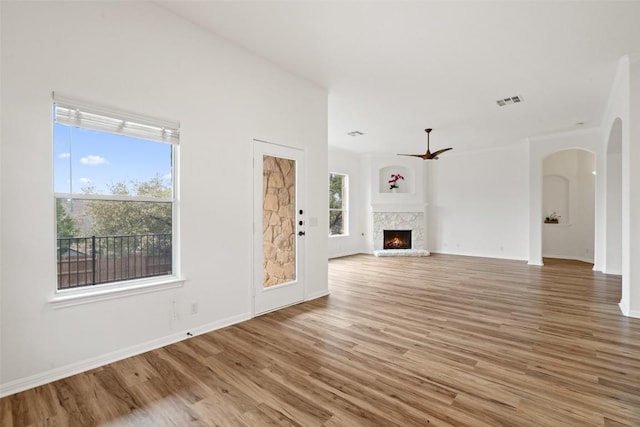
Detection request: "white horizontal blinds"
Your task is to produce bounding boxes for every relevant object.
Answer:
[53,93,180,144]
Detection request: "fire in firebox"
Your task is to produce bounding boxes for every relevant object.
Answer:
[383,230,412,250]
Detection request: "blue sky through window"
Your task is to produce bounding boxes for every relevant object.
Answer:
[54,123,172,195]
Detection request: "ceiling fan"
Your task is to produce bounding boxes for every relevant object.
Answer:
[399,128,453,160]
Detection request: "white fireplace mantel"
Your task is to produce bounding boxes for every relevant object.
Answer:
[371,203,428,213]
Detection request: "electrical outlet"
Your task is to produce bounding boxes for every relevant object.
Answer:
[190,302,198,315]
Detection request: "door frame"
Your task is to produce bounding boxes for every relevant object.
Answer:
[252,139,306,316]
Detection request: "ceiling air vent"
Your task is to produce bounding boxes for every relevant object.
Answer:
[347,130,364,136]
[496,95,523,107]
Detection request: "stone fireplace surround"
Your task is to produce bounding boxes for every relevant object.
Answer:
[371,204,430,257]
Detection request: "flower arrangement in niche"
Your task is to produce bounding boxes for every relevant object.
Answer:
[545,211,561,224]
[388,173,405,190]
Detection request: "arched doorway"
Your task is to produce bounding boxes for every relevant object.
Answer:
[541,149,596,263]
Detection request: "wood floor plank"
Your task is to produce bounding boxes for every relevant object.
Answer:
[2,254,640,426]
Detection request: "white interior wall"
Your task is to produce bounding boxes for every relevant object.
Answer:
[0,1,3,380]
[328,146,366,258]
[542,149,595,263]
[600,56,638,317]
[628,58,640,317]
[0,1,328,395]
[606,120,623,275]
[427,144,529,260]
[577,150,597,262]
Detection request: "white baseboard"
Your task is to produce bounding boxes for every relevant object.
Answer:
[430,250,526,262]
[328,250,361,259]
[306,289,330,301]
[0,312,251,398]
[619,302,640,318]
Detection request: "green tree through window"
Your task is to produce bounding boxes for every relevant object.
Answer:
[329,173,348,236]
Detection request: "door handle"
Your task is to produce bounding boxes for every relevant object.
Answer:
[298,231,306,236]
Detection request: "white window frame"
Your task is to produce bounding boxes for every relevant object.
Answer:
[50,93,183,307]
[329,172,349,237]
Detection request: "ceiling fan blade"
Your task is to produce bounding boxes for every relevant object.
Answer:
[398,153,429,159]
[397,128,453,160]
[430,147,453,159]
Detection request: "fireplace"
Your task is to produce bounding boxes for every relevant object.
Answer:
[371,206,429,256]
[383,230,412,250]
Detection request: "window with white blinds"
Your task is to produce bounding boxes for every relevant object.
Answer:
[53,93,180,145]
[53,94,179,290]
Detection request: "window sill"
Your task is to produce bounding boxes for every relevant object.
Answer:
[50,276,185,309]
[329,234,350,238]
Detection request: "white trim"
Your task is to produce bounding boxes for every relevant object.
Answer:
[328,250,363,259]
[50,276,185,308]
[55,193,172,203]
[53,136,179,295]
[371,203,428,213]
[172,143,181,282]
[0,312,251,398]
[619,302,640,318]
[253,140,306,315]
[329,172,349,237]
[182,312,252,338]
[53,92,180,145]
[430,250,527,263]
[306,289,330,301]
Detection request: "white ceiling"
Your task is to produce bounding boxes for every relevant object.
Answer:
[159,1,640,156]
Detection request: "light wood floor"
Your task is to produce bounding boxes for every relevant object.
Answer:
[2,254,639,426]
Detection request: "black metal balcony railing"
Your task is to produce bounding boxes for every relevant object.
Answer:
[57,233,172,289]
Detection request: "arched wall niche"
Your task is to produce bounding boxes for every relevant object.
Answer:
[542,174,569,224]
[378,165,411,194]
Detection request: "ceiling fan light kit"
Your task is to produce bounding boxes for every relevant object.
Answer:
[399,128,453,160]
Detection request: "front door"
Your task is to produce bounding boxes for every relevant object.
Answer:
[253,140,305,315]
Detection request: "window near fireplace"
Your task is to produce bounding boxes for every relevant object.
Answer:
[383,230,412,249]
[329,172,348,236]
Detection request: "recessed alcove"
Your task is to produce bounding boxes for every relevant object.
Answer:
[379,165,410,194]
[543,174,569,224]
[366,156,426,256]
